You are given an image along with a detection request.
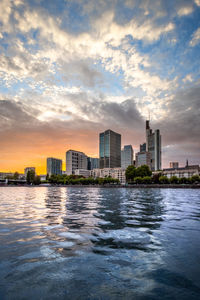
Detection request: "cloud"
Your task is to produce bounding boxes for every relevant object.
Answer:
[177,6,194,16]
[190,27,200,46]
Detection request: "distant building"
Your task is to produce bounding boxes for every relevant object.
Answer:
[140,143,146,152]
[169,162,179,169]
[87,157,99,170]
[39,174,46,181]
[24,167,36,177]
[135,151,151,168]
[74,169,91,178]
[66,150,87,175]
[99,129,121,169]
[146,120,161,171]
[91,168,126,184]
[121,145,134,169]
[162,163,199,178]
[47,158,62,176]
[0,172,14,179]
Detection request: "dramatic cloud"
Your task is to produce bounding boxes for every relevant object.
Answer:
[0,0,200,172]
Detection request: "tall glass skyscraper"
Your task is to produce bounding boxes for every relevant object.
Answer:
[99,129,121,169]
[47,157,62,176]
[121,145,134,169]
[146,121,161,171]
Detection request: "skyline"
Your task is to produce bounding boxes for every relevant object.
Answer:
[0,0,200,173]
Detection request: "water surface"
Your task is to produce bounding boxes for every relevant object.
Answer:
[0,187,200,299]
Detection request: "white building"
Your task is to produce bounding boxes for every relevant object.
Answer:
[91,168,126,184]
[74,169,91,178]
[66,150,87,175]
[121,145,134,169]
[162,164,199,178]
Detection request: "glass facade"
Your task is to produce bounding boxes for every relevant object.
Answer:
[99,130,121,169]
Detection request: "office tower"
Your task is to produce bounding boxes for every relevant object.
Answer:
[140,143,146,152]
[47,157,62,176]
[169,162,179,169]
[146,120,161,171]
[121,145,134,169]
[24,167,36,177]
[87,157,99,170]
[99,129,121,169]
[135,151,151,168]
[66,150,87,175]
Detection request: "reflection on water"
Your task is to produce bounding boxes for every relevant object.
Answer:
[0,187,200,299]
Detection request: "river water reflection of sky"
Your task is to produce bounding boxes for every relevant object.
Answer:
[0,187,200,299]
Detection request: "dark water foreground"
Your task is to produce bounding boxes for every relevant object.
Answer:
[0,187,200,300]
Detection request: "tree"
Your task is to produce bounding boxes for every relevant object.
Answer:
[142,176,152,184]
[136,165,152,178]
[125,165,137,182]
[13,172,19,180]
[34,176,41,185]
[170,176,179,184]
[159,176,169,184]
[26,170,35,184]
[190,175,200,183]
[134,177,143,184]
[152,172,162,184]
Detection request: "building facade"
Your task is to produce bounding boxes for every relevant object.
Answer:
[162,164,200,179]
[99,129,121,169]
[146,120,161,171]
[135,151,151,168]
[169,162,179,169]
[47,158,62,176]
[87,157,99,170]
[66,150,87,175]
[91,168,126,184]
[121,145,134,169]
[74,169,91,178]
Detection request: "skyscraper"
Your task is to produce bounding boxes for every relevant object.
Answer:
[99,129,121,169]
[121,145,134,169]
[87,157,99,170]
[66,150,87,175]
[146,120,161,171]
[47,157,62,176]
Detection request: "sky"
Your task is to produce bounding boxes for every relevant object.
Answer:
[0,0,200,174]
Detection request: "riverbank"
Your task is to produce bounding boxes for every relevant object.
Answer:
[1,183,200,188]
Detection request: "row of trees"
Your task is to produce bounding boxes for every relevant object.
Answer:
[45,174,119,185]
[125,165,200,184]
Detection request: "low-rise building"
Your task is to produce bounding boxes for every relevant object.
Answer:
[74,169,91,178]
[91,168,126,184]
[0,172,14,179]
[162,164,200,178]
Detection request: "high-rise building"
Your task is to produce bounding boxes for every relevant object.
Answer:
[66,150,87,175]
[146,120,161,171]
[140,143,146,152]
[135,151,151,168]
[121,145,134,169]
[87,157,99,170]
[47,158,62,176]
[99,129,121,169]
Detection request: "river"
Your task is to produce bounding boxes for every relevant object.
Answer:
[0,187,200,299]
